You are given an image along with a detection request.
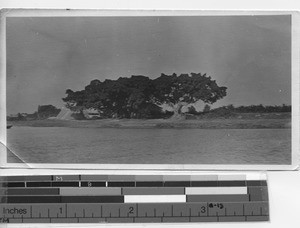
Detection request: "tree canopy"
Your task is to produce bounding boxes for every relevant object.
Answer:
[62,73,227,119]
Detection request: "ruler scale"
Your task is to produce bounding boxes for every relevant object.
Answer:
[0,174,269,223]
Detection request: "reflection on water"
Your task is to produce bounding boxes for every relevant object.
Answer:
[7,127,291,164]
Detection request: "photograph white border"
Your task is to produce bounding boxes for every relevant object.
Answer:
[0,9,299,171]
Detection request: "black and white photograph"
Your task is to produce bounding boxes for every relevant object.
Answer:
[2,10,298,168]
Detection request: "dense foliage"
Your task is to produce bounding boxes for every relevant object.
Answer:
[62,73,227,119]
[7,105,61,121]
[37,105,61,119]
[185,104,292,119]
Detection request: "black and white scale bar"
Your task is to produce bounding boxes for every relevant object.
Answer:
[0,180,267,188]
[0,186,268,201]
[0,174,267,186]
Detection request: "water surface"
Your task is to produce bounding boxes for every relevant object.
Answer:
[7,127,291,164]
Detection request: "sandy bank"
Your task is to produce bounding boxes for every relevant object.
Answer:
[8,117,291,129]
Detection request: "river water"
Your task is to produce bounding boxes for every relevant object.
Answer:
[6,127,291,164]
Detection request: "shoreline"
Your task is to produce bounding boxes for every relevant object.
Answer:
[8,117,291,129]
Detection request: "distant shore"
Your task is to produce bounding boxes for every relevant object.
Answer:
[8,112,291,129]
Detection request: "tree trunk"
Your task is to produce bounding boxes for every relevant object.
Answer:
[171,102,187,119]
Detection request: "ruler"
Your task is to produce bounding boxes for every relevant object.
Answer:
[0,174,269,223]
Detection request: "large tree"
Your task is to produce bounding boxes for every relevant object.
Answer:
[152,73,227,117]
[62,73,227,119]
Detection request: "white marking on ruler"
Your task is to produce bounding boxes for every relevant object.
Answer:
[218,175,246,180]
[246,173,267,180]
[124,195,186,203]
[185,187,247,195]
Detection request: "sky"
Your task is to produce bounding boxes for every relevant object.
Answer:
[6,15,291,114]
